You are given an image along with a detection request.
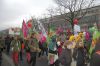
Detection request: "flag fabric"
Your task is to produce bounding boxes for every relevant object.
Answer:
[38,20,47,37]
[22,20,29,38]
[89,31,100,58]
[28,22,32,28]
[27,19,32,28]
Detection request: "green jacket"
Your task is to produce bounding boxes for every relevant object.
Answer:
[29,38,39,52]
[24,40,30,51]
[11,40,21,52]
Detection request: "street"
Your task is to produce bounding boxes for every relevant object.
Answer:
[1,53,48,66]
[1,52,90,66]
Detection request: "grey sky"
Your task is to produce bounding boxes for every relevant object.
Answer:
[0,0,100,31]
[0,0,56,31]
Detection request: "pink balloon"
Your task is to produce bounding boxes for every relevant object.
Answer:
[74,19,78,25]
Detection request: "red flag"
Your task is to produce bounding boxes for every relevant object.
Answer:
[28,22,32,28]
[22,20,29,38]
[27,19,32,28]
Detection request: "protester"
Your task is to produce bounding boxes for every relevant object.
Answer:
[0,36,5,66]
[19,37,24,61]
[90,32,100,66]
[38,40,43,57]
[11,35,21,66]
[5,35,11,55]
[57,37,63,56]
[24,36,31,63]
[75,33,88,66]
[29,32,40,66]
[48,35,59,66]
[59,40,72,66]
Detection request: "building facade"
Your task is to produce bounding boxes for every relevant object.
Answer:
[41,5,100,31]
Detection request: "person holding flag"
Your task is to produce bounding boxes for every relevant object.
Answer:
[29,32,40,66]
[10,35,21,66]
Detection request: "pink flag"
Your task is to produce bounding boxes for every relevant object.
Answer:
[22,20,28,38]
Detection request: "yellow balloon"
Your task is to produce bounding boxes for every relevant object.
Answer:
[69,35,75,41]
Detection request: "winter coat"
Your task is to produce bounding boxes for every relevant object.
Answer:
[59,48,72,66]
[76,47,86,66]
[48,36,57,52]
[11,40,21,52]
[48,36,58,65]
[57,42,63,56]
[0,38,5,52]
[29,38,39,52]
[0,39,5,48]
[24,40,30,52]
[90,43,100,66]
[5,37,11,47]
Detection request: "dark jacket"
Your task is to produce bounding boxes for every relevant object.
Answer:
[90,43,100,66]
[59,48,72,66]
[0,38,5,52]
[24,40,30,52]
[5,37,11,46]
[76,47,86,66]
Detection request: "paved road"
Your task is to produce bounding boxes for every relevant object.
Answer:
[2,53,15,66]
[1,52,89,66]
[19,55,48,66]
[1,53,48,66]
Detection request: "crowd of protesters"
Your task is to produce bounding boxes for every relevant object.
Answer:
[0,23,100,66]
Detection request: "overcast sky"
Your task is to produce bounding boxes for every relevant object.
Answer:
[0,0,56,31]
[0,0,100,31]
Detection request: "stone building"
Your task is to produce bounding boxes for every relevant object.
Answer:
[41,5,100,31]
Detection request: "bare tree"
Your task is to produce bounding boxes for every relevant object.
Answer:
[46,7,57,33]
[54,0,95,31]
